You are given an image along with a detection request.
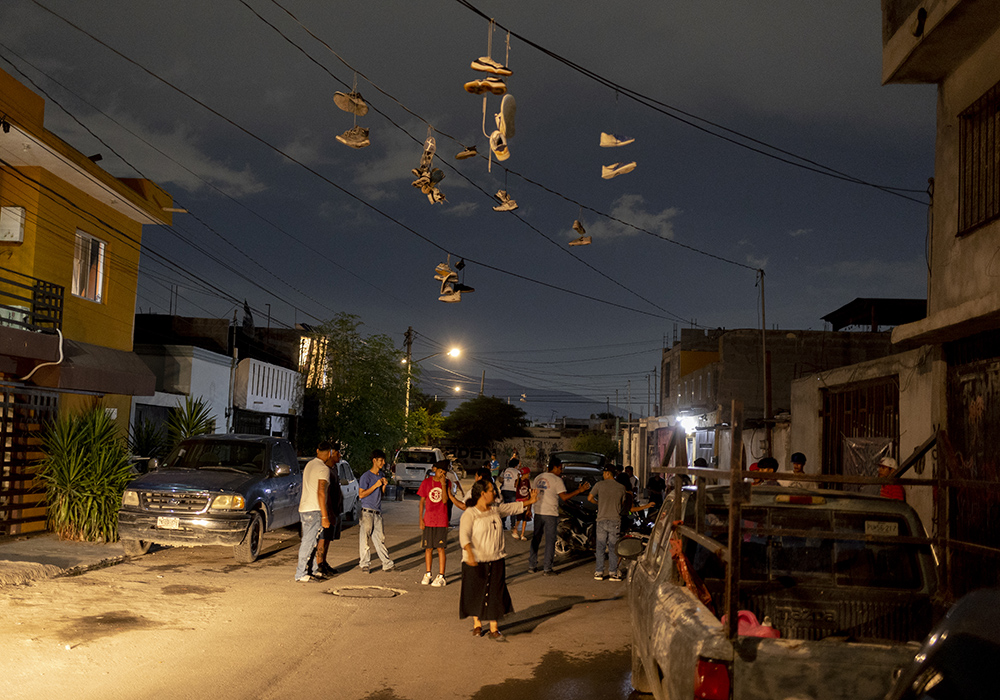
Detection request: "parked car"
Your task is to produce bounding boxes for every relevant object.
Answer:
[299,456,360,522]
[618,484,938,700]
[886,588,1000,700]
[118,434,302,563]
[392,446,444,490]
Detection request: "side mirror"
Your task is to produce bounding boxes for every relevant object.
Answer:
[274,463,291,477]
[147,457,160,471]
[616,536,645,560]
[341,478,350,486]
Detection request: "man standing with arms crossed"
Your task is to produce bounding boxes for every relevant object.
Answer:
[358,449,394,573]
[528,455,590,576]
[588,464,627,581]
[295,441,333,582]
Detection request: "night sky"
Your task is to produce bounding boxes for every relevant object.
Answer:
[0,1,937,421]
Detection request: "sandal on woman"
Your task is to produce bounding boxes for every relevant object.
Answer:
[488,630,505,641]
[472,626,482,637]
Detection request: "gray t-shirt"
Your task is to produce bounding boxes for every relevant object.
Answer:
[589,478,626,522]
[532,472,567,517]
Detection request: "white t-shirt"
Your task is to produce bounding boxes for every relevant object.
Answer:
[532,471,567,517]
[299,457,330,513]
[501,466,520,491]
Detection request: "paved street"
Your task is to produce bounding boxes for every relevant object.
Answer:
[0,485,635,700]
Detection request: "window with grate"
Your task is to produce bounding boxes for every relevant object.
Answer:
[959,79,1000,235]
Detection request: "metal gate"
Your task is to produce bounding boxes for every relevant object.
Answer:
[821,377,900,486]
[946,330,1000,594]
[0,384,59,536]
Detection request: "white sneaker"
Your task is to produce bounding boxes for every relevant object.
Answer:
[482,76,507,95]
[493,190,518,212]
[431,574,447,587]
[600,132,634,148]
[439,290,461,303]
[455,145,477,159]
[434,262,453,281]
[602,162,637,179]
[336,125,370,149]
[594,572,604,581]
[471,56,512,76]
[419,136,436,171]
[489,130,510,161]
[569,235,592,247]
[496,94,516,138]
[421,572,433,585]
[572,219,586,236]
[334,91,369,117]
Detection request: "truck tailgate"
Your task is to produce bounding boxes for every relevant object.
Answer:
[733,636,916,700]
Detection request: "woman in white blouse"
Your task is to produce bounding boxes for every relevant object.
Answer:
[459,478,538,640]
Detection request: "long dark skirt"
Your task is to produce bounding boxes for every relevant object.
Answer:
[459,559,513,621]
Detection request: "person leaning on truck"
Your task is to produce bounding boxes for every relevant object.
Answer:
[295,441,333,582]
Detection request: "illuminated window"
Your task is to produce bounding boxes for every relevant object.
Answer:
[72,231,105,302]
[959,79,1000,234]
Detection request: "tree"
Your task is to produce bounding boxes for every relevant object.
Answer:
[407,407,446,445]
[303,313,408,467]
[166,396,215,452]
[412,387,446,415]
[573,430,619,460]
[442,395,530,448]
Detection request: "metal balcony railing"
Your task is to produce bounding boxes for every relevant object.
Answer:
[0,266,63,333]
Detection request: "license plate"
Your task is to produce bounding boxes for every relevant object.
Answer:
[156,516,180,530]
[865,520,899,537]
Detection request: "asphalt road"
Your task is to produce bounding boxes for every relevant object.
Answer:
[0,485,638,700]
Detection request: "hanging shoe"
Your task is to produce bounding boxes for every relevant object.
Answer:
[440,274,458,295]
[454,283,475,293]
[471,56,512,76]
[602,162,637,179]
[464,79,490,95]
[334,91,369,117]
[420,136,437,171]
[489,131,510,161]
[600,132,635,148]
[428,187,447,204]
[439,290,461,303]
[430,168,445,185]
[455,145,478,160]
[482,76,507,95]
[493,190,518,212]
[495,94,516,139]
[412,173,431,189]
[569,235,592,247]
[434,262,453,281]
[573,220,586,236]
[336,125,370,149]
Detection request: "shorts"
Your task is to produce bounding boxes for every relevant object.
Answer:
[516,505,532,522]
[421,526,449,549]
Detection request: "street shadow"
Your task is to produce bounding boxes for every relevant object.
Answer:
[500,594,598,636]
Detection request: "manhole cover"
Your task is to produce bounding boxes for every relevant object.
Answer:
[328,585,406,599]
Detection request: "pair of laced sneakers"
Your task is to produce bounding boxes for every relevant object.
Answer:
[335,91,371,149]
[435,262,474,302]
[489,94,516,162]
[569,219,591,246]
[600,132,636,178]
[421,572,447,587]
[493,190,517,212]
[464,56,511,95]
[413,135,446,204]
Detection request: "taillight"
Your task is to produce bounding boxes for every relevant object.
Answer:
[775,494,826,505]
[694,658,730,700]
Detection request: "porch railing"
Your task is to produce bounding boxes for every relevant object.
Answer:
[0,266,63,333]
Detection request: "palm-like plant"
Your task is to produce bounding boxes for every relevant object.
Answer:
[166,396,215,451]
[36,407,133,542]
[129,417,168,459]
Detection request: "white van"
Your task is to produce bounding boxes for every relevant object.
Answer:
[392,446,444,490]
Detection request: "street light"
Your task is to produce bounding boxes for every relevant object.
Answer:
[404,327,460,420]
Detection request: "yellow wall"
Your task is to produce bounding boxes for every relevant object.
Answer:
[679,350,719,377]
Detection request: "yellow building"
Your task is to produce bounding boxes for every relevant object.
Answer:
[0,67,172,534]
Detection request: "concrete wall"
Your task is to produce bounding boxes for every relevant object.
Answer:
[133,344,232,432]
[790,345,945,530]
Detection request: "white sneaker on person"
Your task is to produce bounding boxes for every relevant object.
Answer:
[594,572,604,581]
[421,572,433,585]
[431,574,447,587]
[610,571,623,582]
[471,56,512,76]
[600,132,634,148]
[602,161,637,179]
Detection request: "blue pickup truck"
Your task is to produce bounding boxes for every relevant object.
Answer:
[117,434,302,563]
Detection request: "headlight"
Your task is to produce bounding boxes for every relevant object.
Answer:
[210,494,246,510]
[122,490,139,507]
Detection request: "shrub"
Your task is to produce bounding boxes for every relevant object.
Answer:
[36,407,133,542]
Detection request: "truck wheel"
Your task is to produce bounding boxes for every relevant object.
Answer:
[234,512,263,563]
[121,539,150,556]
[631,646,653,694]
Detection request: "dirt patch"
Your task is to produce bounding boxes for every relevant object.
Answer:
[59,610,161,644]
[161,584,226,596]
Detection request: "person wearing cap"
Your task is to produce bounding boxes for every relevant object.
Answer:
[295,441,333,582]
[587,464,627,581]
[417,459,467,587]
[778,452,817,489]
[315,442,345,576]
[528,455,591,575]
[358,449,394,573]
[878,456,905,501]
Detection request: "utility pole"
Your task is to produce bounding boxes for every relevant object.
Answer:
[480,370,485,395]
[404,326,413,419]
[759,270,772,457]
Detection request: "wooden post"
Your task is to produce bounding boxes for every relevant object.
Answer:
[725,399,744,641]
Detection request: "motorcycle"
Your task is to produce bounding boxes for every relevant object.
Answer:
[554,495,596,556]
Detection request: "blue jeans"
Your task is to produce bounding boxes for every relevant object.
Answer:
[359,509,393,570]
[528,514,558,572]
[296,511,322,579]
[501,490,516,528]
[595,519,620,575]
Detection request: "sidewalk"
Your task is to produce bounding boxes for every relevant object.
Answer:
[0,532,126,586]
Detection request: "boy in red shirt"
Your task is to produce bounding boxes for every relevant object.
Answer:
[418,460,466,586]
